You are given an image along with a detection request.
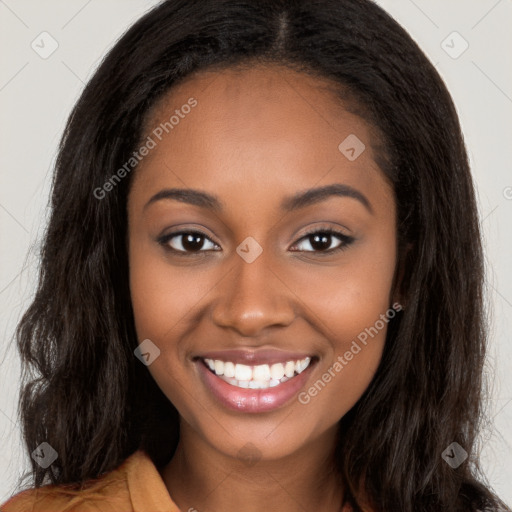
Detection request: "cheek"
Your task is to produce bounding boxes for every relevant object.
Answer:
[128,239,199,416]
[291,234,396,345]
[128,237,221,415]
[129,235,212,342]
[292,236,395,411]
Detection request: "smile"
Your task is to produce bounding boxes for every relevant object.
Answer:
[203,357,312,389]
[196,352,317,412]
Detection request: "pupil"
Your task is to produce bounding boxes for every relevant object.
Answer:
[311,233,330,251]
[183,233,204,251]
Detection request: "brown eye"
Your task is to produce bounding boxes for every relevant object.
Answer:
[159,231,219,253]
[308,232,333,251]
[291,229,354,254]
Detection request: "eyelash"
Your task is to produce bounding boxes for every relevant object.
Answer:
[157,227,355,257]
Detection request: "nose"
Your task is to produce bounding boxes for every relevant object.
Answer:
[211,250,296,337]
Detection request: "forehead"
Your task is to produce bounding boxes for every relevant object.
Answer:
[130,64,392,212]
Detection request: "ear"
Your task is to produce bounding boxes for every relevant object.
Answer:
[391,241,413,310]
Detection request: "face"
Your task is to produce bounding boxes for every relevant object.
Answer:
[127,64,398,463]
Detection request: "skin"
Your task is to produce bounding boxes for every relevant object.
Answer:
[127,64,399,512]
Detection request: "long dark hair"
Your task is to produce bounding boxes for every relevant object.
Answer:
[14,0,509,510]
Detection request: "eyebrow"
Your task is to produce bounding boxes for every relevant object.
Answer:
[144,183,373,214]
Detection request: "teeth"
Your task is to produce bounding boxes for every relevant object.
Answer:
[224,361,235,378]
[235,363,253,381]
[204,356,312,389]
[214,359,224,376]
[249,380,269,389]
[284,361,295,378]
[270,363,285,380]
[253,364,270,380]
[297,357,311,374]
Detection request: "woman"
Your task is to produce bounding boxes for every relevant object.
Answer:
[2,0,509,511]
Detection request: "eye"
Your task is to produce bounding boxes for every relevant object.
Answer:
[158,230,220,254]
[157,227,354,256]
[290,228,354,254]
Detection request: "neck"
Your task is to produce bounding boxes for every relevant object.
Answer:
[159,424,344,512]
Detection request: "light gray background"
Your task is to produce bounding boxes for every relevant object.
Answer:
[1,0,511,506]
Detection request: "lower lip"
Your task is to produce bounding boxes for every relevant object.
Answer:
[196,359,315,413]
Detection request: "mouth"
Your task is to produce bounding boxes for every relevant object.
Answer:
[194,352,318,413]
[202,356,313,389]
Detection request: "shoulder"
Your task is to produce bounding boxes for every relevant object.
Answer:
[1,486,106,511]
[0,452,139,512]
[1,487,116,511]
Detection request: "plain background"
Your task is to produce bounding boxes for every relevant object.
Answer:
[0,0,511,506]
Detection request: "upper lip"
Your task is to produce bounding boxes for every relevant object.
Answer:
[194,349,316,366]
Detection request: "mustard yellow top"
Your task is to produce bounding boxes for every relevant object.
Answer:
[1,450,361,511]
[1,450,181,512]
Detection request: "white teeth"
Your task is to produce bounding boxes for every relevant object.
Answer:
[203,356,313,389]
[224,361,235,378]
[284,361,295,378]
[296,357,311,374]
[235,363,253,381]
[248,380,270,389]
[253,364,270,380]
[270,363,285,380]
[214,360,224,376]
